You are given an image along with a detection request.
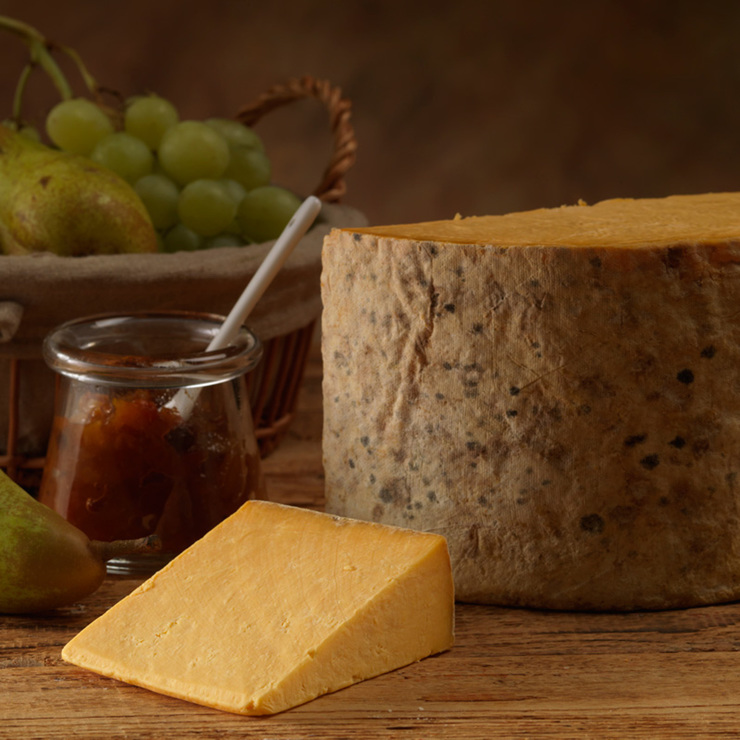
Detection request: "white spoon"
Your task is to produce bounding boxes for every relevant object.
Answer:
[168,194,322,420]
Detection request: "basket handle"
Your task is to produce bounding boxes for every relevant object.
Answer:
[234,75,357,204]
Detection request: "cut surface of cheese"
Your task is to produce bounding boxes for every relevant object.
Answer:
[350,192,740,247]
[62,501,454,715]
[321,191,740,611]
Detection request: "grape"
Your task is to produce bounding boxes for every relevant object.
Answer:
[90,132,154,184]
[224,219,244,236]
[220,178,248,205]
[18,125,41,142]
[178,179,237,237]
[203,233,245,249]
[158,121,230,185]
[236,185,302,243]
[2,120,41,141]
[124,95,179,150]
[224,145,271,191]
[162,223,202,252]
[46,98,114,155]
[205,118,264,150]
[134,173,180,230]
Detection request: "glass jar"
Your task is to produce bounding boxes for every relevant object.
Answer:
[38,311,265,575]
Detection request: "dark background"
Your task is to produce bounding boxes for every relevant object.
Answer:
[0,0,739,226]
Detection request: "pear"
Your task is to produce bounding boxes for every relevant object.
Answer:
[0,124,158,256]
[0,469,159,614]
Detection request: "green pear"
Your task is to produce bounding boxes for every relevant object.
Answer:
[0,469,159,613]
[0,124,158,256]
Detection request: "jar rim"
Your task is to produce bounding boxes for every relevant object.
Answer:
[43,310,263,387]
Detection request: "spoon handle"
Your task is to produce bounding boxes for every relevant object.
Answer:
[168,195,322,420]
[208,195,322,353]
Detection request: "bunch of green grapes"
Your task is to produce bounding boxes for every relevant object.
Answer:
[44,95,302,252]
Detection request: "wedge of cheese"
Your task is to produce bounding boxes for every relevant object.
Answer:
[62,501,454,715]
[321,192,740,611]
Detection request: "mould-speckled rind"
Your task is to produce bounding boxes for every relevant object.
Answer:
[321,196,740,611]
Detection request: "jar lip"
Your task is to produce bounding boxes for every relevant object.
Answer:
[43,310,262,385]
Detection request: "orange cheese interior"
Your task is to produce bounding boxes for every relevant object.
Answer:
[62,501,454,715]
[349,192,740,248]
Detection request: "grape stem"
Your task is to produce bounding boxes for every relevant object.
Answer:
[0,15,103,122]
[12,63,35,124]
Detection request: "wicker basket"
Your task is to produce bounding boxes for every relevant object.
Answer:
[0,75,360,489]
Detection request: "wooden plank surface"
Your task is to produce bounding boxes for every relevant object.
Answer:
[3,344,740,739]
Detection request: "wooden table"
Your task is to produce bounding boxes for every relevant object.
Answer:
[3,345,740,739]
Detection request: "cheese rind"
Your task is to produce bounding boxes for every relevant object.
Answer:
[321,192,740,611]
[62,501,454,715]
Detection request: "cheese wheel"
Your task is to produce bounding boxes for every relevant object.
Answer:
[321,192,740,611]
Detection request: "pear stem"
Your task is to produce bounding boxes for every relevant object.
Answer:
[90,535,163,563]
